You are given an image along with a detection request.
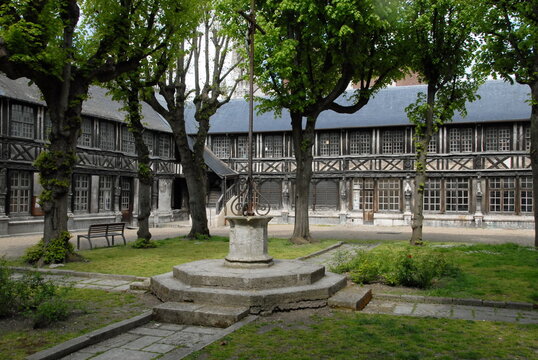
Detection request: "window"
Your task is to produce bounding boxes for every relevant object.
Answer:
[121,127,136,154]
[78,118,93,147]
[99,176,113,211]
[263,135,283,158]
[99,121,115,151]
[488,177,515,213]
[427,135,438,153]
[143,131,154,155]
[525,126,531,152]
[378,178,400,211]
[352,178,374,211]
[10,103,35,139]
[520,177,533,213]
[318,132,340,156]
[310,180,339,210]
[423,178,441,212]
[237,135,256,159]
[485,127,511,152]
[445,178,469,212]
[73,175,90,212]
[121,178,131,211]
[381,130,404,154]
[212,136,230,158]
[349,131,371,155]
[9,171,31,214]
[158,135,171,158]
[448,128,473,153]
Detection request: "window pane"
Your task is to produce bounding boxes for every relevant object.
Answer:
[212,136,230,158]
[446,178,469,212]
[319,132,340,156]
[74,175,90,212]
[264,135,283,158]
[449,128,472,153]
[237,135,255,159]
[9,171,31,214]
[99,122,115,151]
[158,135,171,157]
[78,118,93,147]
[520,177,533,213]
[488,177,515,213]
[10,103,35,139]
[143,132,154,155]
[121,179,131,211]
[378,178,400,211]
[349,131,371,154]
[423,178,441,212]
[485,127,511,152]
[121,127,136,154]
[99,176,113,211]
[381,130,404,154]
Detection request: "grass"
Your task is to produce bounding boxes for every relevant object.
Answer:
[335,242,538,303]
[186,311,538,360]
[31,236,339,277]
[0,288,150,360]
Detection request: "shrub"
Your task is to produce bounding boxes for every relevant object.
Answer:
[132,238,157,249]
[0,261,72,327]
[332,245,458,289]
[23,231,74,265]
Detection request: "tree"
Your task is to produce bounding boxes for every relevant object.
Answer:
[481,0,538,247]
[255,0,407,243]
[145,5,243,239]
[405,0,483,245]
[0,0,193,263]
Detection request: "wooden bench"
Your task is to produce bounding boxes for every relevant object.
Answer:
[77,223,127,250]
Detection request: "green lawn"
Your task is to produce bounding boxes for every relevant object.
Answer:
[187,311,538,360]
[54,236,339,277]
[0,288,151,360]
[335,242,538,303]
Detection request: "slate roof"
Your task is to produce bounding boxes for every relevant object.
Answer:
[187,136,237,178]
[0,74,171,133]
[186,80,531,135]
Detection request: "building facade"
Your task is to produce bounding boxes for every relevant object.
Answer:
[198,80,533,229]
[0,75,188,236]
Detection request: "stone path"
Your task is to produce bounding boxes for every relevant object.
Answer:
[362,299,538,324]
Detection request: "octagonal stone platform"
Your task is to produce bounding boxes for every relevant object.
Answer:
[151,259,346,315]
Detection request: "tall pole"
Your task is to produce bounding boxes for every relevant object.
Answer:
[247,0,255,215]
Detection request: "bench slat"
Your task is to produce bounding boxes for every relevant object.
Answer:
[77,222,126,250]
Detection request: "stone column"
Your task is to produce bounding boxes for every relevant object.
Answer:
[474,175,484,227]
[403,175,413,225]
[225,216,273,268]
[339,177,347,224]
[281,178,290,223]
[132,178,140,227]
[114,176,122,222]
[151,178,159,225]
[0,168,9,235]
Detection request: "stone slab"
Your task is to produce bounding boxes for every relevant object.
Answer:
[89,348,156,360]
[328,287,372,310]
[172,259,325,290]
[153,302,250,328]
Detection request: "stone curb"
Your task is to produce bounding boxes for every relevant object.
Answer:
[296,241,345,261]
[10,266,149,282]
[374,293,537,311]
[26,311,153,360]
[158,315,259,360]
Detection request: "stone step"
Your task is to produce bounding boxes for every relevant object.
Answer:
[153,302,250,328]
[173,259,326,290]
[328,286,372,310]
[151,271,346,315]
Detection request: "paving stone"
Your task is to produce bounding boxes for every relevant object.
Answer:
[182,325,225,335]
[142,343,177,354]
[111,284,132,291]
[83,284,115,290]
[160,331,214,346]
[393,303,414,315]
[59,352,95,360]
[413,304,451,317]
[158,346,194,360]
[129,327,175,337]
[451,308,474,320]
[122,335,161,350]
[473,311,511,322]
[91,279,132,287]
[82,333,140,353]
[90,348,157,360]
[517,317,538,324]
[154,323,186,331]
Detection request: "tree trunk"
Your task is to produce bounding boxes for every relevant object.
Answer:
[290,113,315,244]
[530,81,538,247]
[410,83,436,245]
[125,82,153,241]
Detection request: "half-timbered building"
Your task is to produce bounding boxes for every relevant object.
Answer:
[0,75,192,235]
[198,80,533,229]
